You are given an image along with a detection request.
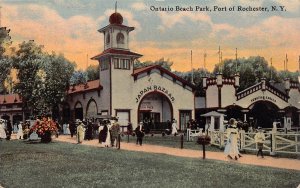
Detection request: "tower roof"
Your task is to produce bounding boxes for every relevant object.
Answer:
[109,12,123,25]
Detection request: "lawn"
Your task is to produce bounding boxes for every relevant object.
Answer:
[121,134,223,152]
[0,140,299,188]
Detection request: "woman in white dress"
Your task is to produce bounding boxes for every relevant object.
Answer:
[16,122,23,140]
[0,119,7,140]
[224,118,241,160]
[65,123,71,135]
[103,121,111,147]
[171,119,178,136]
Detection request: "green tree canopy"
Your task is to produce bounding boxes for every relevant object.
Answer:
[134,58,173,71]
[0,27,13,94]
[12,40,44,113]
[86,64,99,81]
[70,70,88,85]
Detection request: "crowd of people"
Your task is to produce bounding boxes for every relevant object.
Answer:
[0,115,266,159]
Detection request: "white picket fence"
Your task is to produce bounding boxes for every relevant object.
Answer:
[187,129,300,155]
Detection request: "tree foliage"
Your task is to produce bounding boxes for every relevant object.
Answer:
[70,70,88,85]
[0,27,13,94]
[212,56,296,91]
[39,53,75,113]
[0,27,12,57]
[134,58,173,71]
[12,40,75,116]
[86,64,99,81]
[12,40,44,113]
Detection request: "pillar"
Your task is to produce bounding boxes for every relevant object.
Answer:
[210,116,215,131]
[219,115,225,132]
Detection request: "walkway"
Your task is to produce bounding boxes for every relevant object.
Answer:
[53,135,300,171]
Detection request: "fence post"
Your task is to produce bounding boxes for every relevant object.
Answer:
[220,132,224,149]
[295,134,298,153]
[118,133,121,150]
[270,131,275,156]
[127,133,129,143]
[180,134,183,149]
[186,128,191,142]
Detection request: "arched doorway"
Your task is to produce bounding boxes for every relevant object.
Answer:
[248,101,280,128]
[74,102,83,120]
[138,92,173,131]
[62,103,71,123]
[86,99,98,119]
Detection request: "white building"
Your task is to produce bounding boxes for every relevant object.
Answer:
[63,11,195,130]
[196,73,300,130]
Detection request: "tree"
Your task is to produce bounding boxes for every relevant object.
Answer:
[134,58,173,71]
[213,56,277,91]
[39,53,75,115]
[0,27,12,57]
[70,70,88,85]
[12,40,76,117]
[86,64,99,81]
[0,27,13,94]
[12,40,44,117]
[174,68,210,96]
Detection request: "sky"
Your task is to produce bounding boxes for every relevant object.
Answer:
[0,0,299,72]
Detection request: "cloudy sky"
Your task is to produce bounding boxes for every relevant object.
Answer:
[1,0,299,72]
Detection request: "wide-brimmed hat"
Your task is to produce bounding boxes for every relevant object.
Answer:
[76,119,82,123]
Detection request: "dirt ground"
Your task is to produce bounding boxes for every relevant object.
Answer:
[51,135,300,171]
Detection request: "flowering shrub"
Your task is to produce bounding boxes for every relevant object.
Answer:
[30,118,58,136]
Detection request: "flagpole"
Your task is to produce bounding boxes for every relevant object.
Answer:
[270,57,273,80]
[191,50,194,84]
[235,48,238,73]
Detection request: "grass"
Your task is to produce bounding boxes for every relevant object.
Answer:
[0,140,300,188]
[121,134,223,152]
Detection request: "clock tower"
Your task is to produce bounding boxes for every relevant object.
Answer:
[91,7,142,115]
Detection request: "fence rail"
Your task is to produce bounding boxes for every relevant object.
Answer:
[203,130,300,155]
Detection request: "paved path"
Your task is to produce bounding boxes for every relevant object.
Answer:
[53,135,300,171]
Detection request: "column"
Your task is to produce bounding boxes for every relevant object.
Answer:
[219,115,225,132]
[210,116,215,131]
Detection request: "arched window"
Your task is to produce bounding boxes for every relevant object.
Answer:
[106,33,110,44]
[116,32,124,44]
[86,99,98,118]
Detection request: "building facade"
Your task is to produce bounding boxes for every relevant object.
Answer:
[63,11,195,129]
[195,73,300,130]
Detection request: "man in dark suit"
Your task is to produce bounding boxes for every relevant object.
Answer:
[135,122,145,146]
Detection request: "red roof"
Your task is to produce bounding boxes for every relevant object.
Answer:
[0,94,22,104]
[132,65,196,90]
[91,48,142,60]
[68,80,102,94]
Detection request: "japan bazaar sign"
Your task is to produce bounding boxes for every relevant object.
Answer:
[135,85,175,103]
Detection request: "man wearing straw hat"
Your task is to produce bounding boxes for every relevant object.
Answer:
[76,119,85,144]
